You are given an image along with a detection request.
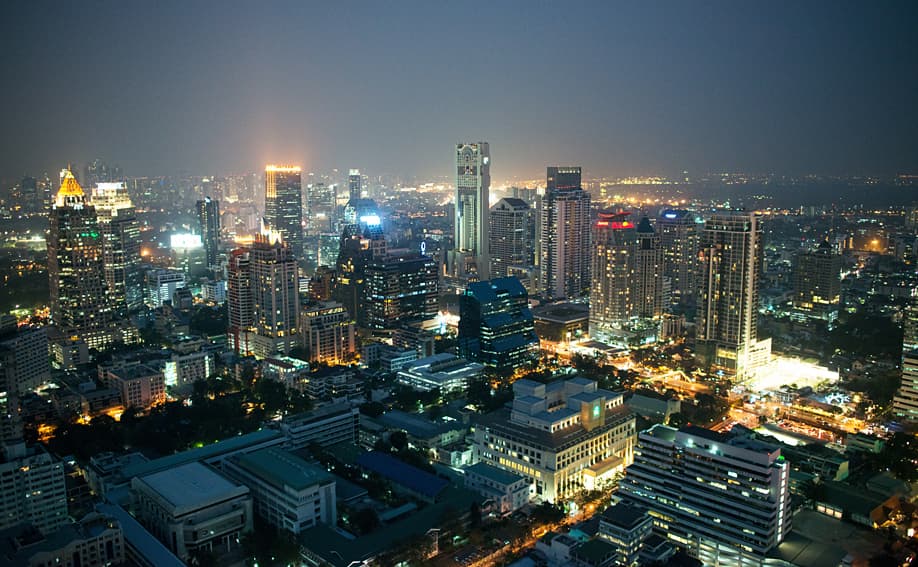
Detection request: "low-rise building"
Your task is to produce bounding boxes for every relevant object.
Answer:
[100,363,166,410]
[131,461,253,561]
[597,503,652,567]
[0,513,124,567]
[261,355,310,390]
[397,353,483,394]
[279,403,360,449]
[223,448,336,534]
[463,462,530,515]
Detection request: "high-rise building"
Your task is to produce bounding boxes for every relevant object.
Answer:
[333,215,387,326]
[590,212,638,340]
[0,445,69,535]
[0,326,50,451]
[196,197,221,269]
[633,217,663,319]
[696,212,768,379]
[227,227,299,358]
[450,142,490,281]
[300,301,356,365]
[458,277,539,375]
[144,268,186,308]
[893,351,918,422]
[619,425,792,565]
[264,165,304,260]
[364,253,439,333]
[305,182,336,233]
[489,198,534,280]
[540,167,591,300]
[48,170,113,349]
[91,182,143,313]
[657,210,701,305]
[792,240,842,322]
[347,169,361,203]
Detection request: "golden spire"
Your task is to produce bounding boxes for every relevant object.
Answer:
[55,168,85,207]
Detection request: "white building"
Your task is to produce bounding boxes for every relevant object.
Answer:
[223,448,336,534]
[0,445,68,535]
[449,142,491,282]
[463,462,530,515]
[397,353,483,394]
[279,403,360,450]
[474,377,635,504]
[619,425,791,566]
[144,269,186,308]
[893,351,918,422]
[131,461,253,561]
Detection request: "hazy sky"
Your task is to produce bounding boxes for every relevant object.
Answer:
[1,1,916,181]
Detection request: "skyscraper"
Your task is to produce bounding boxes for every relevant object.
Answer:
[633,217,663,319]
[450,142,490,281]
[540,167,591,300]
[227,250,254,355]
[590,212,637,340]
[305,182,336,233]
[792,240,841,322]
[619,425,792,565]
[657,210,701,305]
[489,198,534,280]
[196,196,221,269]
[347,169,361,202]
[364,252,439,333]
[458,277,539,375]
[91,182,143,313]
[334,214,387,327]
[48,170,113,349]
[696,212,768,379]
[264,165,304,260]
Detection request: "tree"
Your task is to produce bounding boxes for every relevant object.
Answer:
[469,501,482,528]
[353,507,380,534]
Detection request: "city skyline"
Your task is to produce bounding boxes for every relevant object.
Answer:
[2,2,917,182]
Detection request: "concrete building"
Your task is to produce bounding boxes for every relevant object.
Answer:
[792,240,842,323]
[91,181,143,314]
[300,301,356,364]
[657,210,701,305]
[261,355,310,390]
[100,363,166,410]
[396,353,484,394]
[473,377,636,503]
[264,165,304,260]
[449,142,491,282]
[144,269,186,309]
[131,462,253,561]
[893,350,918,422]
[540,167,591,300]
[463,462,530,515]
[279,403,360,449]
[619,425,791,565]
[0,512,124,567]
[364,252,439,333]
[596,503,653,567]
[489,197,535,280]
[223,448,336,534]
[0,445,68,535]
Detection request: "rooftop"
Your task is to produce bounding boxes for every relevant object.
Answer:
[356,451,448,499]
[600,503,649,530]
[229,448,332,491]
[135,461,246,513]
[464,462,525,486]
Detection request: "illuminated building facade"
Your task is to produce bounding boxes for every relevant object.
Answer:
[458,277,539,374]
[489,198,535,280]
[633,217,664,319]
[893,351,918,423]
[364,253,438,332]
[305,182,336,233]
[619,425,791,565]
[264,165,304,260]
[334,214,386,326]
[791,240,841,322]
[91,182,143,313]
[696,212,767,379]
[540,167,591,300]
[657,210,701,305]
[300,301,356,364]
[450,142,490,281]
[347,168,361,202]
[473,377,636,504]
[48,170,113,350]
[196,197,221,269]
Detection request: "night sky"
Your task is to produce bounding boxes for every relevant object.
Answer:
[2,1,916,181]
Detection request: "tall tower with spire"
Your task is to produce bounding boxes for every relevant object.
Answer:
[48,170,113,349]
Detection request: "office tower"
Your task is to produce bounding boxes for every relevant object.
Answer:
[633,217,663,319]
[306,182,336,233]
[333,215,387,326]
[619,425,792,565]
[364,252,439,332]
[248,227,300,357]
[450,142,491,281]
[474,377,636,503]
[696,212,768,379]
[196,197,221,269]
[657,210,701,305]
[91,182,143,313]
[347,169,361,202]
[489,198,535,279]
[458,277,539,375]
[792,240,842,322]
[0,445,68,534]
[540,167,591,300]
[300,301,357,365]
[590,212,637,340]
[48,170,113,350]
[264,165,304,260]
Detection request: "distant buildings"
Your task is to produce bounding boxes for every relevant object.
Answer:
[792,240,842,323]
[489,197,535,280]
[347,168,362,202]
[334,213,387,327]
[48,169,113,350]
[619,425,791,565]
[695,212,770,379]
[144,268,186,308]
[449,142,491,282]
[195,196,221,270]
[264,165,304,260]
[657,210,701,305]
[91,181,142,313]
[473,377,635,503]
[540,166,591,300]
[458,277,539,374]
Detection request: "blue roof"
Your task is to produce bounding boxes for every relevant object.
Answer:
[356,451,448,499]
